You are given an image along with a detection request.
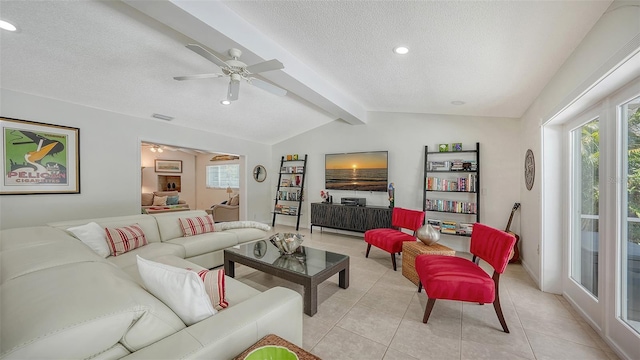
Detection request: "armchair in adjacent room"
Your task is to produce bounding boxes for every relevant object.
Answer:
[208,194,240,222]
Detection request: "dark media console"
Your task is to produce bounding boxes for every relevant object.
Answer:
[310,202,392,233]
[340,197,367,206]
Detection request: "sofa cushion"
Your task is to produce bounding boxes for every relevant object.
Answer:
[48,215,163,244]
[67,222,111,258]
[153,196,168,206]
[229,194,240,206]
[0,261,185,359]
[141,192,154,206]
[107,242,186,272]
[137,256,216,326]
[0,226,106,284]
[179,215,215,237]
[152,210,210,242]
[168,232,238,258]
[105,224,148,256]
[224,228,270,244]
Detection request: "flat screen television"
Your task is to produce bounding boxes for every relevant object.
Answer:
[325,151,388,192]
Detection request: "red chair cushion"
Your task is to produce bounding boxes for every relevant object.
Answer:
[391,207,425,231]
[364,228,416,253]
[470,223,516,274]
[415,255,495,303]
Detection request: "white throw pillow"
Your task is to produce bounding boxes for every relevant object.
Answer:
[67,222,111,258]
[136,256,216,325]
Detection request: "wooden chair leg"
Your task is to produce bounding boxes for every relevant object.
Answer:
[423,298,436,323]
[391,253,397,271]
[492,272,509,333]
[493,297,509,333]
[365,243,371,258]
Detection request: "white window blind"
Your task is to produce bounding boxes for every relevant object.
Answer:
[206,164,240,188]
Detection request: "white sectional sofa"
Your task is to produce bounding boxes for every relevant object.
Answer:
[0,210,303,359]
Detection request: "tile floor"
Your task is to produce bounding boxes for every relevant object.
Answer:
[232,225,620,360]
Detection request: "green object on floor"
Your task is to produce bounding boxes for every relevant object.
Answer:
[244,345,298,360]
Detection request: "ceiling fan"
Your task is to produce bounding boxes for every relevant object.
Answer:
[174,44,287,101]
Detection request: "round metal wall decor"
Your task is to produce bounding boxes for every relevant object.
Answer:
[253,165,267,182]
[525,149,535,191]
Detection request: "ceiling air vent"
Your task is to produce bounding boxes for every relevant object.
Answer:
[151,113,174,121]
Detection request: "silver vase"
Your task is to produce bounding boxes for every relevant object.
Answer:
[417,224,440,246]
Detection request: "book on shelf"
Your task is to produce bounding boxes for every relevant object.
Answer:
[427,219,442,231]
[288,206,298,215]
[274,204,283,213]
[425,199,477,214]
[295,166,304,173]
[281,178,291,187]
[441,220,457,234]
[457,222,474,235]
[427,161,450,170]
[426,176,476,192]
[280,166,287,173]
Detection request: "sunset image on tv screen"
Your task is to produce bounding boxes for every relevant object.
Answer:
[325,152,388,192]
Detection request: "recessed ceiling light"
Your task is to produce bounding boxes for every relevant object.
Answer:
[393,46,409,55]
[220,100,231,105]
[0,20,17,32]
[451,101,466,105]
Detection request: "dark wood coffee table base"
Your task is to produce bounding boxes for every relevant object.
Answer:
[224,249,349,316]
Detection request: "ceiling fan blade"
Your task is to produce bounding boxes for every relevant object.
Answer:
[250,78,287,96]
[227,80,240,101]
[173,73,224,81]
[246,59,284,74]
[185,44,229,69]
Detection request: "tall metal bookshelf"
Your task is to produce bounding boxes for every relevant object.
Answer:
[272,154,307,231]
[423,142,480,237]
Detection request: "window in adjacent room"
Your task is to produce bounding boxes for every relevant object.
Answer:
[206,164,240,189]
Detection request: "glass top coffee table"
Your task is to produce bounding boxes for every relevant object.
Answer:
[224,240,349,316]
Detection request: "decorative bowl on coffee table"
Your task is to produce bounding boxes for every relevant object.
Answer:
[269,233,304,255]
[244,345,298,360]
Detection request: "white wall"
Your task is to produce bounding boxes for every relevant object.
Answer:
[518,2,640,358]
[272,112,521,252]
[519,0,640,293]
[0,89,272,229]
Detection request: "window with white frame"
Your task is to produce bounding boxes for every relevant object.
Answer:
[206,164,239,189]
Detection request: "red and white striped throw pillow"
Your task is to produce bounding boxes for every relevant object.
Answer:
[178,215,215,237]
[105,224,148,256]
[190,268,228,310]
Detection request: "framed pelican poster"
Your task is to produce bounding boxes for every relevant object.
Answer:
[1,117,80,194]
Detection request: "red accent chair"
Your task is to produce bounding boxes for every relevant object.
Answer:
[364,207,425,271]
[416,223,516,332]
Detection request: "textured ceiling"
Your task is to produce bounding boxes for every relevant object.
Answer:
[222,0,612,117]
[0,0,612,145]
